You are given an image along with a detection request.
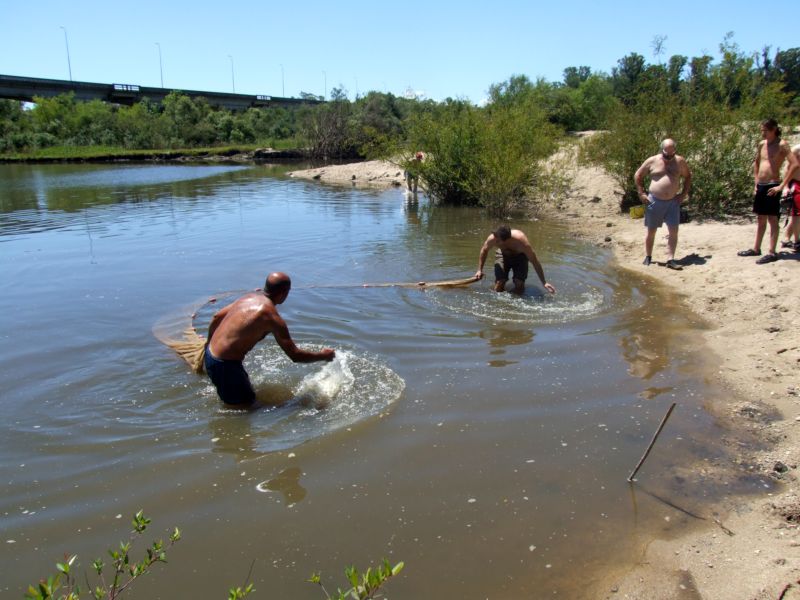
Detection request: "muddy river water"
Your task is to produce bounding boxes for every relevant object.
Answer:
[0,163,769,598]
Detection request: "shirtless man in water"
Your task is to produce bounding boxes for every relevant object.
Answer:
[737,119,798,264]
[635,138,692,269]
[475,225,556,295]
[204,272,335,406]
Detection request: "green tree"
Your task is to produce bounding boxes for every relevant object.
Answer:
[666,55,688,94]
[487,74,535,107]
[713,32,755,107]
[297,86,361,158]
[30,93,78,139]
[688,55,714,101]
[611,53,646,103]
[160,92,215,146]
[563,66,591,89]
[115,99,163,148]
[775,47,800,103]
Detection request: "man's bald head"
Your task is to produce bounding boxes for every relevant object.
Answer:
[661,138,676,152]
[265,272,291,300]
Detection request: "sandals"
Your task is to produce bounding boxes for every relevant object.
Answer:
[665,260,683,270]
[781,240,795,248]
[737,249,761,257]
[756,253,779,264]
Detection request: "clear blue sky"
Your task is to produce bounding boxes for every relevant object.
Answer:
[1,0,795,104]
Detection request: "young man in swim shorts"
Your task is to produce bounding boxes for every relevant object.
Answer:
[204,272,335,406]
[634,138,692,270]
[738,119,797,264]
[475,225,556,295]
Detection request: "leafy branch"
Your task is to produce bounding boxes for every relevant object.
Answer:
[308,559,404,600]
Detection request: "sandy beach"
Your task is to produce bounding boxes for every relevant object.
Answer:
[289,141,800,599]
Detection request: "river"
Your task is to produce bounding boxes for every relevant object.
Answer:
[0,162,769,598]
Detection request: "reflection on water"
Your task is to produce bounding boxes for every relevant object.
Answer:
[477,325,535,367]
[0,163,248,213]
[612,283,708,381]
[256,467,308,505]
[0,163,757,599]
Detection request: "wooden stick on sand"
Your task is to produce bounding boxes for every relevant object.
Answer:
[627,402,676,482]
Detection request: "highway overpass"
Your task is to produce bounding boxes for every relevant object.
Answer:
[0,74,323,110]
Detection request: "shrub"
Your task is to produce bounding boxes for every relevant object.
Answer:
[25,511,180,600]
[404,99,560,214]
[297,89,359,159]
[581,94,772,217]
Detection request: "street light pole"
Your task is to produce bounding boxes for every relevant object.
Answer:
[59,26,72,81]
[323,70,326,100]
[280,64,284,97]
[228,55,235,93]
[156,42,164,88]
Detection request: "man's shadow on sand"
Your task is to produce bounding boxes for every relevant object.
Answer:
[655,252,711,269]
[777,250,800,262]
[659,250,799,270]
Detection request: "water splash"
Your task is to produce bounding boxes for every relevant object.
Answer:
[426,286,606,324]
[294,353,356,409]
[209,347,405,453]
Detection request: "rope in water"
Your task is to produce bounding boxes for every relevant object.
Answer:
[162,275,480,375]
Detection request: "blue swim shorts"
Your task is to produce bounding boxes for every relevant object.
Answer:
[204,346,256,406]
[644,194,680,228]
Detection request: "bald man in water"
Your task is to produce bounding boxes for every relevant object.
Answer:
[204,272,335,406]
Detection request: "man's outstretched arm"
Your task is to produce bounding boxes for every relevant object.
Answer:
[271,314,335,363]
[523,243,556,294]
[475,235,494,279]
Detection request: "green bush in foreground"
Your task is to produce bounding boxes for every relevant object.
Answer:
[26,511,183,600]
[27,511,402,599]
[309,559,404,600]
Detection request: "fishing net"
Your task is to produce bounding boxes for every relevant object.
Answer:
[154,276,479,373]
[152,294,233,375]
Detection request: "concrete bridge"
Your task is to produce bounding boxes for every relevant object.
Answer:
[0,74,323,110]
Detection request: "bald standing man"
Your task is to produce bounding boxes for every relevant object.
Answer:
[635,138,692,270]
[204,272,335,406]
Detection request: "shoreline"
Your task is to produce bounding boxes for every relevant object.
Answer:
[288,154,800,599]
[0,146,311,164]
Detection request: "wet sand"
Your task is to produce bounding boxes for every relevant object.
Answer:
[289,138,800,599]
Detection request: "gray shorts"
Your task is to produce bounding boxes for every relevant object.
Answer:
[644,193,680,228]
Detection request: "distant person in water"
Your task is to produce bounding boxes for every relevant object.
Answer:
[738,119,798,264]
[404,151,424,193]
[475,225,556,294]
[634,138,692,270]
[204,272,335,406]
